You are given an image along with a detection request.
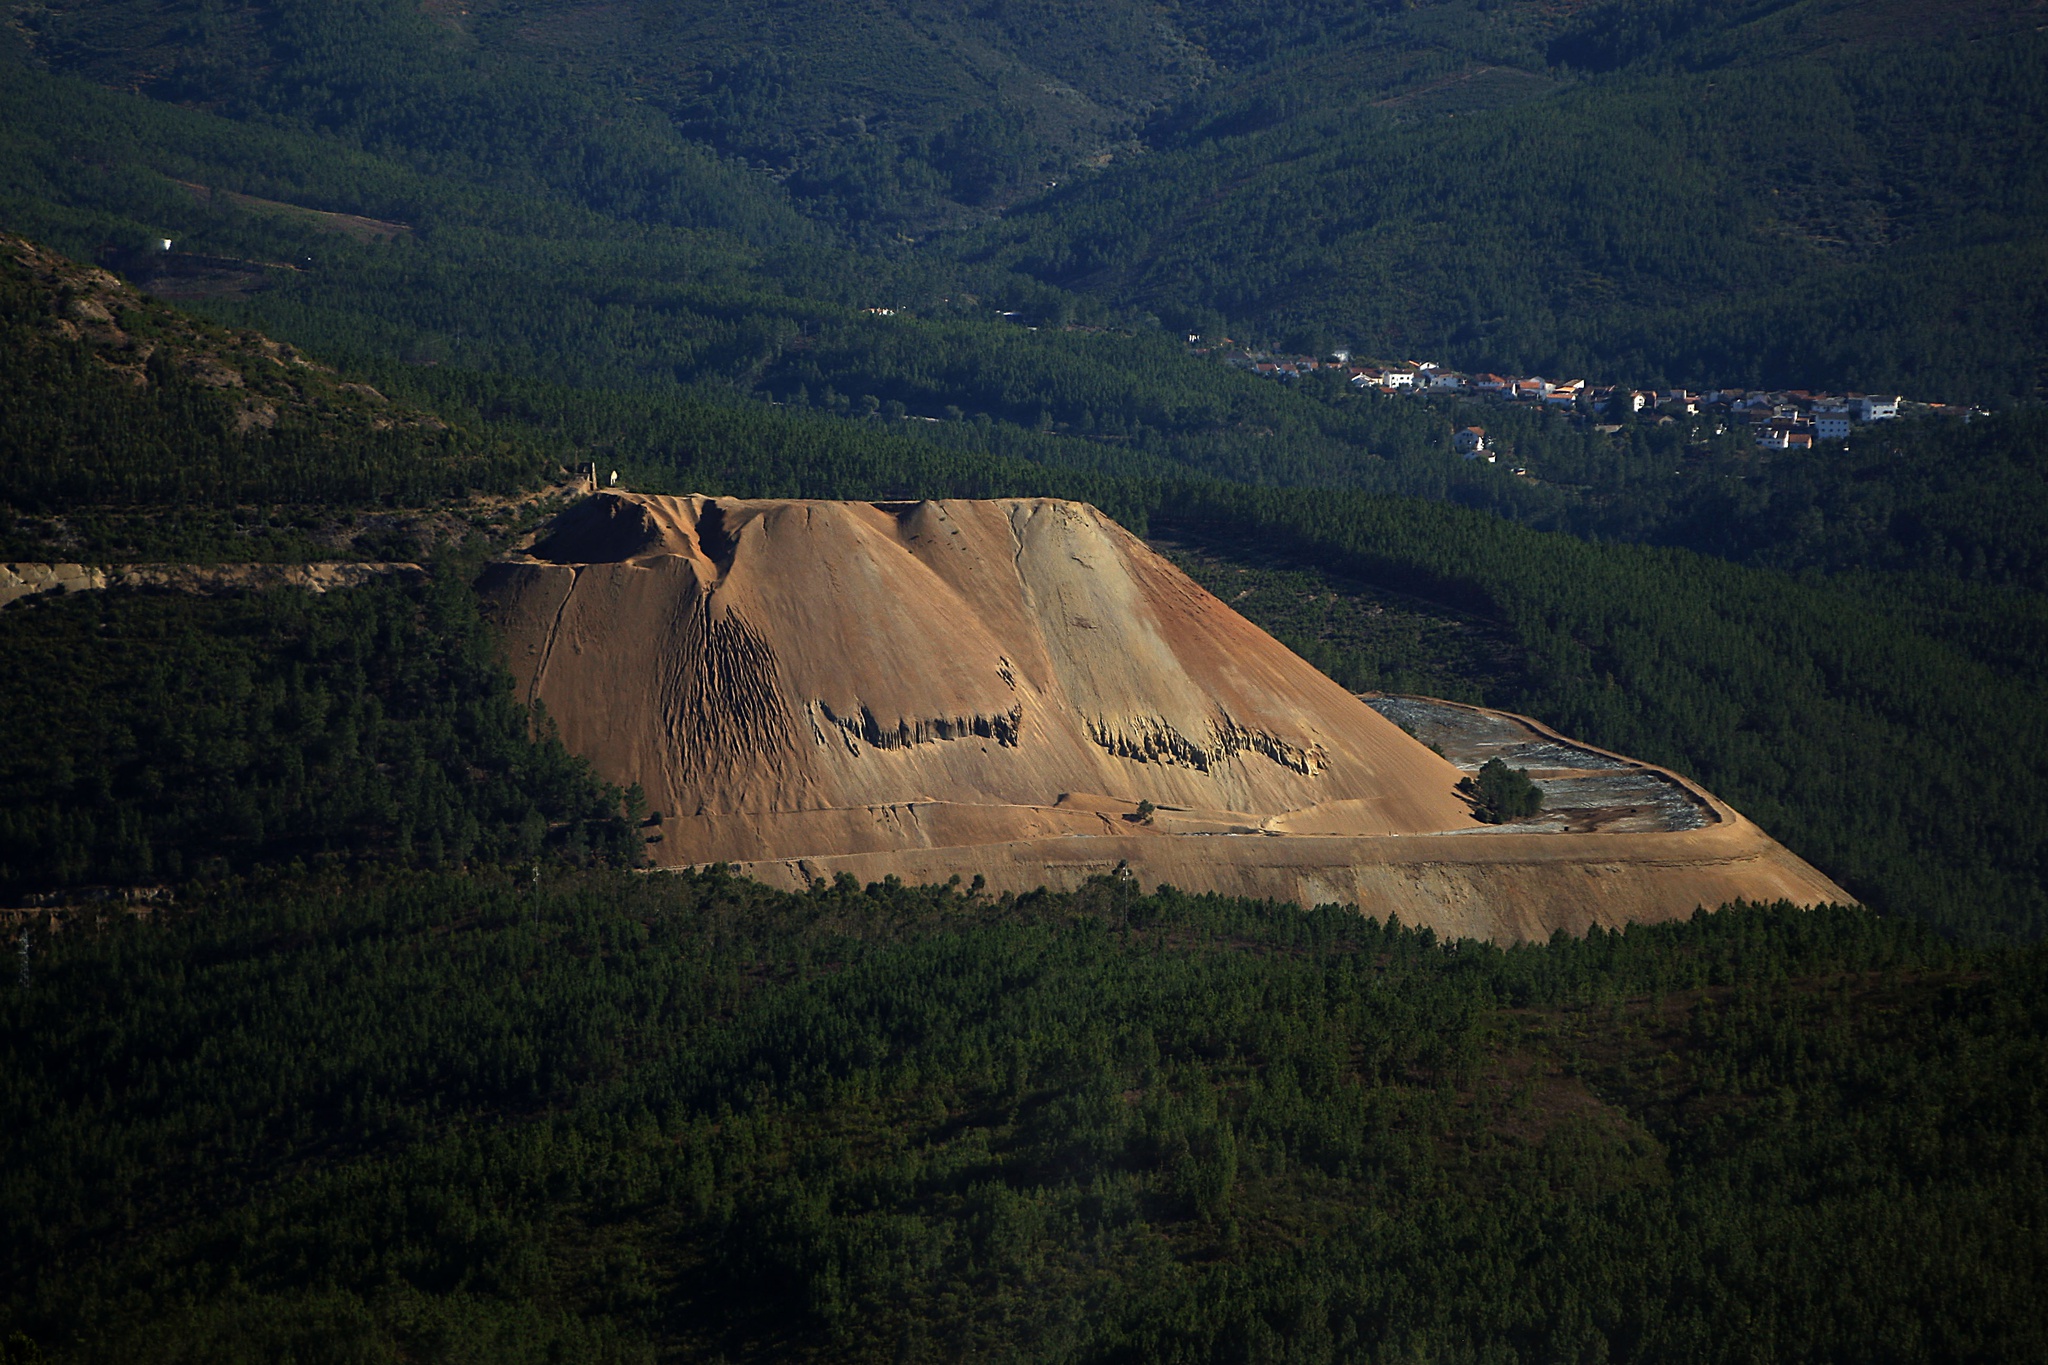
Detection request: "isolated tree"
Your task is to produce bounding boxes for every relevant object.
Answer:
[1462,758,1543,822]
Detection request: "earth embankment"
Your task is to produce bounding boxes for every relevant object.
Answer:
[480,492,1849,940]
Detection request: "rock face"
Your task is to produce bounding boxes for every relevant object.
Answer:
[480,493,1850,940]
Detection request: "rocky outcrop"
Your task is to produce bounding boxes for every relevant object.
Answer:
[4,232,451,431]
[1,561,423,609]
[0,563,107,608]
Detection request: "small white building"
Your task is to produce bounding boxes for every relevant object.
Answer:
[1661,390,1700,415]
[1814,413,1852,441]
[1454,426,1489,457]
[1855,395,1899,422]
[1756,421,1815,450]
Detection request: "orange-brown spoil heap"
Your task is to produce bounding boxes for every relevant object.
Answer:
[480,493,1849,941]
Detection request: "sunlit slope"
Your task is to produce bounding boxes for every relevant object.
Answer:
[484,492,1471,828]
[481,492,1846,938]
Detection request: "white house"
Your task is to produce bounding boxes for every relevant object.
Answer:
[1756,420,1815,450]
[1814,414,1852,441]
[1454,426,1489,457]
[1854,395,1899,421]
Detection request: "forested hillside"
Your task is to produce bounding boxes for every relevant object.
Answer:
[7,0,2044,400]
[0,234,544,512]
[5,875,2044,1361]
[0,0,1614,236]
[0,578,642,894]
[974,4,2048,399]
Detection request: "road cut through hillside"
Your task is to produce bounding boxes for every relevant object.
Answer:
[479,492,1850,941]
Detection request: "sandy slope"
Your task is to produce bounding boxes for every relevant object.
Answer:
[480,493,1849,940]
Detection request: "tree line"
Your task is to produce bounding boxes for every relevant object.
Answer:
[2,871,2040,1361]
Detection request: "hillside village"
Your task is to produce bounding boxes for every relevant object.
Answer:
[1196,341,1985,460]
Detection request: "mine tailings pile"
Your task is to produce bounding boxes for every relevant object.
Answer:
[479,492,1848,942]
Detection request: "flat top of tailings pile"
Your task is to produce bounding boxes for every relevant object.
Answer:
[1365,694,1711,833]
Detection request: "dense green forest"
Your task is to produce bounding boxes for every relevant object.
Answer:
[6,0,2045,415]
[0,234,547,514]
[4,875,2044,1361]
[974,17,2048,400]
[0,576,641,894]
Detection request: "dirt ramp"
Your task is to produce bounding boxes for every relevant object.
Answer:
[481,493,1850,940]
[732,817,1849,943]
